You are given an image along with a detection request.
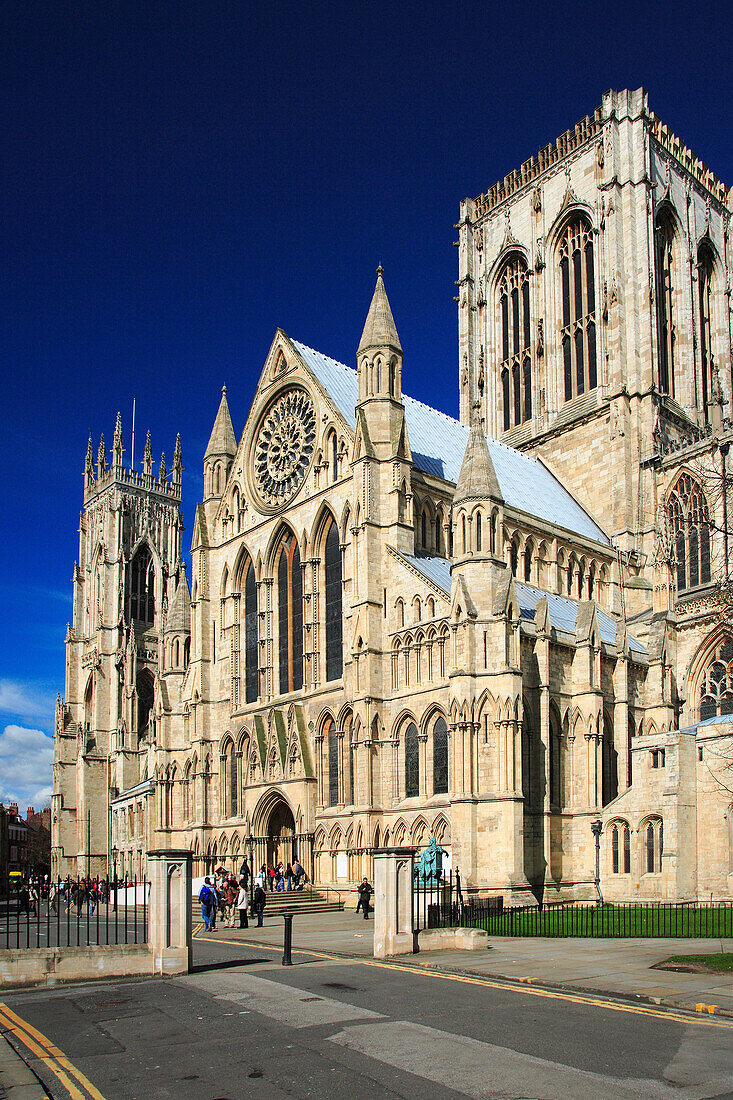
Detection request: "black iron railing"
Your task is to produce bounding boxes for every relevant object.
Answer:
[423,895,733,938]
[0,876,149,949]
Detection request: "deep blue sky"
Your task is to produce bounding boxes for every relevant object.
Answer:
[1,1,731,802]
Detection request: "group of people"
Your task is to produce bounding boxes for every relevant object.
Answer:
[15,876,116,916]
[197,857,308,932]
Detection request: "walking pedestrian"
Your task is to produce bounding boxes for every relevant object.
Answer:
[356,877,373,919]
[198,877,216,932]
[253,882,266,927]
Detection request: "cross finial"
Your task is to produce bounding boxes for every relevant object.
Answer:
[376,264,383,277]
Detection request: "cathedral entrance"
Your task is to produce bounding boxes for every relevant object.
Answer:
[266,799,296,868]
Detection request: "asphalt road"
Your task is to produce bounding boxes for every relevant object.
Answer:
[2,932,733,1099]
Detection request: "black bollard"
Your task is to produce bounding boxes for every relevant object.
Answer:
[282,913,293,966]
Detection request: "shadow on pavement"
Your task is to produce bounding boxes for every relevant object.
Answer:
[190,957,265,973]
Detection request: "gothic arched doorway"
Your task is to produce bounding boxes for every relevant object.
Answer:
[267,799,296,868]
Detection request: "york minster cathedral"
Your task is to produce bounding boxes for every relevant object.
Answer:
[53,89,733,902]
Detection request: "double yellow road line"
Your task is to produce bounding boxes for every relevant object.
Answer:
[0,1002,106,1100]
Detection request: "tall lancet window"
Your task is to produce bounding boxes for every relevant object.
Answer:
[666,474,711,593]
[655,209,677,398]
[244,561,259,703]
[277,532,303,694]
[559,215,597,401]
[324,520,343,682]
[498,255,532,430]
[129,544,155,625]
[698,243,715,421]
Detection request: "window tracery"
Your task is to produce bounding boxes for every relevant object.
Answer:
[498,255,532,430]
[698,243,715,421]
[666,474,711,593]
[699,636,733,721]
[655,209,676,397]
[559,216,597,401]
[276,532,303,694]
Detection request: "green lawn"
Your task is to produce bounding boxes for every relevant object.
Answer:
[660,953,733,972]
[458,903,733,938]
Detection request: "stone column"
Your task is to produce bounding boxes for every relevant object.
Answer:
[148,848,193,975]
[373,846,416,959]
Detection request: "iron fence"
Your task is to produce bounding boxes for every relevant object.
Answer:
[424,894,733,939]
[1,876,149,949]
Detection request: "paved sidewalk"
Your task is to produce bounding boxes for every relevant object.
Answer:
[0,1034,47,1099]
[198,910,733,1015]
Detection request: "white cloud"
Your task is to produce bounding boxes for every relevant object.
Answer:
[0,679,57,726]
[0,725,54,810]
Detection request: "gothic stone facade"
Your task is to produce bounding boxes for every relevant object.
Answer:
[53,89,733,902]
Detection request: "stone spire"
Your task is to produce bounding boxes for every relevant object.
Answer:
[204,386,237,460]
[357,266,402,356]
[96,434,106,478]
[143,430,153,476]
[84,435,94,486]
[172,433,182,487]
[112,411,124,467]
[454,402,503,505]
[165,567,191,635]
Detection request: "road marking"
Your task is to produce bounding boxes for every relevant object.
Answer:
[0,1003,107,1100]
[191,931,733,1030]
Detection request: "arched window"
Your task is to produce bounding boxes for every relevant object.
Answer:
[129,544,155,625]
[610,822,630,874]
[324,521,343,682]
[498,255,532,429]
[330,430,339,483]
[644,817,663,874]
[229,742,238,816]
[182,766,191,821]
[405,721,419,798]
[345,716,354,805]
[244,560,259,703]
[277,532,303,694]
[461,514,467,554]
[136,668,154,739]
[475,512,482,552]
[435,512,443,555]
[698,635,733,720]
[559,216,597,401]
[325,717,338,807]
[421,508,428,549]
[524,538,533,583]
[666,474,711,593]
[433,716,448,795]
[510,539,519,577]
[655,208,676,398]
[602,711,618,806]
[698,243,715,421]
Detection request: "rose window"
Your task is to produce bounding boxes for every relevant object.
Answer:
[253,388,316,507]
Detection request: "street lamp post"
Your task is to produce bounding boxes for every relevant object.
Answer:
[111,846,118,912]
[590,819,603,906]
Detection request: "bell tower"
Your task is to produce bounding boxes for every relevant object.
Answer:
[52,414,185,877]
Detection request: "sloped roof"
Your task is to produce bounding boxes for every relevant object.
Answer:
[393,551,645,654]
[292,340,609,546]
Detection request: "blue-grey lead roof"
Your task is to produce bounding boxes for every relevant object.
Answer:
[293,339,610,546]
[394,551,646,654]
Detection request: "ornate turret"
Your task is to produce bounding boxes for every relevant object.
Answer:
[203,385,237,503]
[143,430,153,476]
[357,266,403,403]
[452,402,504,566]
[112,412,124,468]
[96,435,106,478]
[172,433,182,489]
[84,435,94,488]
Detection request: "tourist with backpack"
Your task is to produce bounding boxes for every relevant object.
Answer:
[198,877,216,932]
[252,882,266,927]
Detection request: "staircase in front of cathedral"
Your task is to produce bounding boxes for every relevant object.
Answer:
[258,885,345,916]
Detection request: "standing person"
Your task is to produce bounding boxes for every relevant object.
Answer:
[275,862,285,892]
[236,879,249,929]
[267,864,276,892]
[225,875,238,927]
[239,858,250,889]
[284,862,293,891]
[252,881,266,927]
[356,877,373,919]
[293,859,306,889]
[198,877,215,932]
[18,883,30,916]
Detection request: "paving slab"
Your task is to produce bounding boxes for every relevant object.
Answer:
[0,1035,47,1099]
